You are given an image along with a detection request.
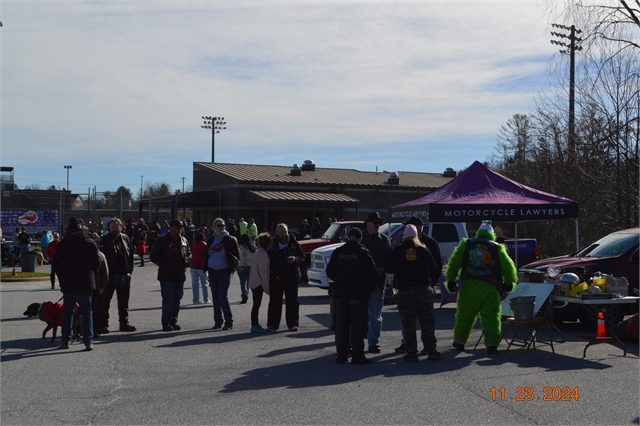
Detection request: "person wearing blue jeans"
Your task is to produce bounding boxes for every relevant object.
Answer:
[190,268,209,303]
[237,234,257,304]
[150,219,192,332]
[62,292,93,346]
[209,268,233,329]
[367,286,385,348]
[360,212,390,353]
[160,281,184,328]
[203,218,240,331]
[53,216,100,351]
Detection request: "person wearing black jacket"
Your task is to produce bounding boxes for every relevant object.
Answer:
[53,217,100,351]
[99,217,136,333]
[360,212,390,354]
[266,223,305,332]
[385,224,440,363]
[326,227,378,364]
[395,216,443,354]
[150,219,192,331]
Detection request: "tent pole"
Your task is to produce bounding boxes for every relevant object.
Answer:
[575,218,580,252]
[515,222,519,268]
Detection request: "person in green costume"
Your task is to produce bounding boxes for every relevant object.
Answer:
[445,221,518,355]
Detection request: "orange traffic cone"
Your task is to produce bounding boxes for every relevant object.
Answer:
[595,311,610,341]
[12,267,17,277]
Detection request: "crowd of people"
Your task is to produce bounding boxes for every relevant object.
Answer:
[45,212,518,364]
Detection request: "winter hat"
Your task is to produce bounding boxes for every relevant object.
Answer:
[365,212,383,224]
[403,224,418,240]
[67,216,82,230]
[478,221,494,233]
[348,227,363,240]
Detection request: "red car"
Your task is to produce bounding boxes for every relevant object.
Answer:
[521,227,639,326]
[298,221,363,282]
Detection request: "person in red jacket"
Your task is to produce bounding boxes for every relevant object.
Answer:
[46,233,61,289]
[189,232,209,304]
[137,229,147,267]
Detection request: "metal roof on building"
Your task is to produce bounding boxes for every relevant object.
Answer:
[194,162,451,189]
[248,191,359,203]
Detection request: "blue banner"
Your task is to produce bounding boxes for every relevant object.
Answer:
[1,209,60,235]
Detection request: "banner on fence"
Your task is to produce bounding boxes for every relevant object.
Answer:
[1,210,60,235]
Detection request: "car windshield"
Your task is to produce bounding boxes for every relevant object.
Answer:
[379,223,403,237]
[576,232,639,258]
[321,224,342,241]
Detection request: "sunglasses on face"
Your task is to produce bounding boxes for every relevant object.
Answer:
[215,224,225,227]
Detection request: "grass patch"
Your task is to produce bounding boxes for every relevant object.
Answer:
[1,271,50,279]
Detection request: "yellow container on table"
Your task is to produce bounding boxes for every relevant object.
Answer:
[592,277,607,293]
[569,282,588,297]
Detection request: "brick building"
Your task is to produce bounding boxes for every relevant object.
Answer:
[147,161,456,233]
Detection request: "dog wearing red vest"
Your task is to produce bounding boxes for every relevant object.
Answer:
[23,301,81,342]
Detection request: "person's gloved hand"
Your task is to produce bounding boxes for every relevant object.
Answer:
[446,280,458,293]
[503,282,514,293]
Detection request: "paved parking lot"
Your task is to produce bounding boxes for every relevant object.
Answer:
[1,261,639,425]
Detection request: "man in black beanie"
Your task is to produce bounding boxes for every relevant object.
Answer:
[327,227,378,364]
[53,217,100,350]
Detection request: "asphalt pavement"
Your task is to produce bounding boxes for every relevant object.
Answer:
[1,260,639,425]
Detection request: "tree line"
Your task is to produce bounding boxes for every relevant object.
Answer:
[489,0,639,257]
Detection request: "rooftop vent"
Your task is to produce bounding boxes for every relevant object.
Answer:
[443,167,457,178]
[301,160,316,171]
[290,163,302,176]
[387,171,399,185]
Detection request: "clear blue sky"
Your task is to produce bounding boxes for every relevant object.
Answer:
[1,1,560,196]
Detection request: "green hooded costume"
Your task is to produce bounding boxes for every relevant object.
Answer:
[444,223,518,352]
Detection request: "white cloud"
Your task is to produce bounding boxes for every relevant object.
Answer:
[1,1,557,192]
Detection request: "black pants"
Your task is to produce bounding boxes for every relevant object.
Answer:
[267,279,299,329]
[251,286,264,326]
[334,298,369,359]
[100,280,131,328]
[397,286,437,356]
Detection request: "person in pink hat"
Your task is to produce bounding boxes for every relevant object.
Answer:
[385,224,440,362]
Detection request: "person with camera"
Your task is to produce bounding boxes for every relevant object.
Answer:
[99,217,136,334]
[150,219,193,331]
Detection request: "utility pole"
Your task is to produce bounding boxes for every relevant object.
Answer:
[181,177,187,193]
[551,24,582,158]
[140,175,144,201]
[201,116,226,163]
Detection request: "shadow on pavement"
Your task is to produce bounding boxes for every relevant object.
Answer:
[220,344,616,393]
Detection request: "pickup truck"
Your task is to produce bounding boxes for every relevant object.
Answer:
[307,222,468,290]
[298,221,363,282]
[504,239,539,269]
[307,223,537,290]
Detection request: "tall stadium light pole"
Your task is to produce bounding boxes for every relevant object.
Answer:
[551,24,582,157]
[201,116,226,163]
[64,165,72,192]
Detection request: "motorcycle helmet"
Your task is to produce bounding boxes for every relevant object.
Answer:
[560,273,581,284]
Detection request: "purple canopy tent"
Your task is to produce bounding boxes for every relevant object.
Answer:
[390,161,579,224]
[389,161,579,304]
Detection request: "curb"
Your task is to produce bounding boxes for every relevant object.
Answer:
[1,277,51,283]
